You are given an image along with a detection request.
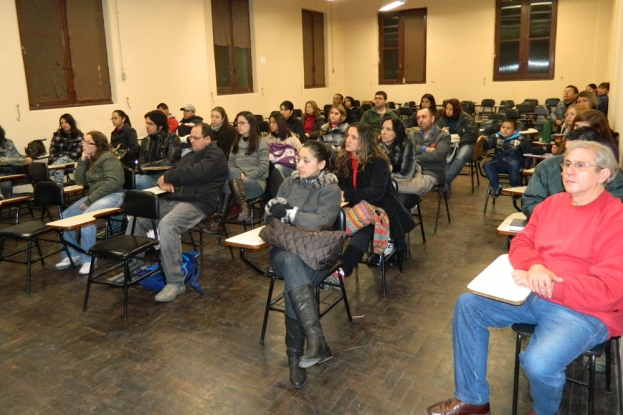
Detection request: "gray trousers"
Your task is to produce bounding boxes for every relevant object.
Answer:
[269,247,330,319]
[128,199,206,286]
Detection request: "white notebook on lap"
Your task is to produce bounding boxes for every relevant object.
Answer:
[467,254,531,305]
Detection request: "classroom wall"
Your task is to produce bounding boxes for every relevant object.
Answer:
[341,0,614,106]
[0,0,614,153]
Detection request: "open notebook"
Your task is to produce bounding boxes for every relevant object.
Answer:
[467,254,531,305]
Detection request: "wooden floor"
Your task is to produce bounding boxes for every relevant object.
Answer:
[0,176,619,415]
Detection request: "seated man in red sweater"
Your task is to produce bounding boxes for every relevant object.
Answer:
[426,140,623,415]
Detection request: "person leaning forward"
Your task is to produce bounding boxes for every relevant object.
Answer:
[426,140,623,415]
[128,123,228,303]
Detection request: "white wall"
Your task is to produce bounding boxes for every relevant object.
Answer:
[0,0,614,154]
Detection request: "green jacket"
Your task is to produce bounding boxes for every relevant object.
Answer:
[75,151,124,206]
[521,154,623,218]
[360,107,398,136]
[435,111,479,147]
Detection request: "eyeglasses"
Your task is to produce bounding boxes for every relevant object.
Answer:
[188,136,204,141]
[560,161,600,171]
[84,141,97,146]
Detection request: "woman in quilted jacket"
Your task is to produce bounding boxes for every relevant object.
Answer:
[267,140,341,389]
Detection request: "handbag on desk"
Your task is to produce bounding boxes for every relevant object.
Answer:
[393,161,426,194]
[259,218,348,270]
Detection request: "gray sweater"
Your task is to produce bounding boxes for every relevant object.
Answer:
[228,137,269,190]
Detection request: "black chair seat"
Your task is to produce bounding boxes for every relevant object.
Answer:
[89,236,158,258]
[0,220,50,239]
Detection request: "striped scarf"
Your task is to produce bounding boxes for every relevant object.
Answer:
[345,200,390,254]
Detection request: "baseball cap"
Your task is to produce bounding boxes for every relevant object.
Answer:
[180,104,196,112]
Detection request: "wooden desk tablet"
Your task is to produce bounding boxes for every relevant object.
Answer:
[501,186,527,197]
[144,186,167,195]
[46,208,122,230]
[48,162,76,171]
[224,226,268,250]
[0,174,27,182]
[0,195,31,207]
[62,185,85,195]
[140,166,172,172]
[467,254,531,305]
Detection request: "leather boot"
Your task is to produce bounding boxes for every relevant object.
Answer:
[288,284,332,368]
[285,315,306,388]
[204,193,232,234]
[229,179,251,221]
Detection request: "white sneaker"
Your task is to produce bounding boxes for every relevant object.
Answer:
[79,259,97,275]
[154,284,186,302]
[383,242,396,257]
[55,256,82,270]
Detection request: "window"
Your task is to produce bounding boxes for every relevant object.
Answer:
[494,0,558,81]
[15,0,112,110]
[211,0,253,95]
[302,10,325,88]
[378,8,426,84]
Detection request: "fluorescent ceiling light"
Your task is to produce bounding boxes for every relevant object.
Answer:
[380,1,405,11]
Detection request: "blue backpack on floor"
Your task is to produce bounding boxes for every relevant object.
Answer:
[138,251,204,294]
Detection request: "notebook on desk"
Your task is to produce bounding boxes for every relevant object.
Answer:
[508,218,527,231]
[467,254,531,305]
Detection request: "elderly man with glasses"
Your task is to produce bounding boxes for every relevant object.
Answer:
[128,123,228,303]
[426,140,623,415]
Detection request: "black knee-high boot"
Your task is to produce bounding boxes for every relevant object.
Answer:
[285,315,307,388]
[229,179,251,220]
[288,284,332,368]
[205,193,233,234]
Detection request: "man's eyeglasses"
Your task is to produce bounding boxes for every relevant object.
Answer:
[560,161,600,171]
[188,136,204,141]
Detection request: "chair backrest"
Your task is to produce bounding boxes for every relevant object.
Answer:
[544,97,560,106]
[516,121,526,131]
[461,101,475,115]
[489,112,507,122]
[332,208,346,231]
[293,109,303,118]
[534,105,549,116]
[254,114,264,123]
[516,103,535,114]
[323,104,332,113]
[398,106,413,116]
[499,100,515,111]
[523,98,539,106]
[387,102,396,109]
[123,167,136,190]
[481,119,502,136]
[124,190,159,219]
[505,109,520,120]
[481,99,495,107]
[353,100,360,107]
[33,181,65,207]
[28,162,50,184]
[258,120,270,134]
[361,103,372,112]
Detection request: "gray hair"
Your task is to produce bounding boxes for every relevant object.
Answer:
[565,140,619,184]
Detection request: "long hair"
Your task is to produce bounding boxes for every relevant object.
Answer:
[335,123,388,178]
[380,118,407,148]
[442,99,462,120]
[232,111,260,155]
[574,110,617,147]
[85,131,111,170]
[113,110,132,127]
[321,105,347,134]
[269,113,292,141]
[420,93,437,111]
[211,106,230,125]
[59,113,81,138]
[304,100,322,118]
[0,125,6,147]
[577,91,599,110]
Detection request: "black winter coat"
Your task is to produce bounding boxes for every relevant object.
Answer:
[338,156,415,250]
[379,139,416,179]
[110,124,139,168]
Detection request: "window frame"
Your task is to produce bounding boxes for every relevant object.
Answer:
[211,0,254,95]
[302,9,326,89]
[15,0,112,110]
[378,8,427,85]
[493,0,558,81]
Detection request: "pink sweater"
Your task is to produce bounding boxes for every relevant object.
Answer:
[510,191,623,337]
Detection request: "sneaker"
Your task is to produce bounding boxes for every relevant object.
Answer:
[55,256,82,270]
[383,242,396,257]
[79,259,97,275]
[154,284,186,302]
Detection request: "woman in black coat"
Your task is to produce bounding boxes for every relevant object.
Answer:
[280,100,305,139]
[334,123,415,278]
[210,106,236,159]
[110,110,139,168]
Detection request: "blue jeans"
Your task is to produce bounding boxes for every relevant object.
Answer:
[445,144,473,186]
[50,156,75,184]
[269,247,331,319]
[223,168,264,199]
[453,293,608,415]
[135,172,164,190]
[60,193,125,263]
[128,199,206,287]
[483,159,522,188]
